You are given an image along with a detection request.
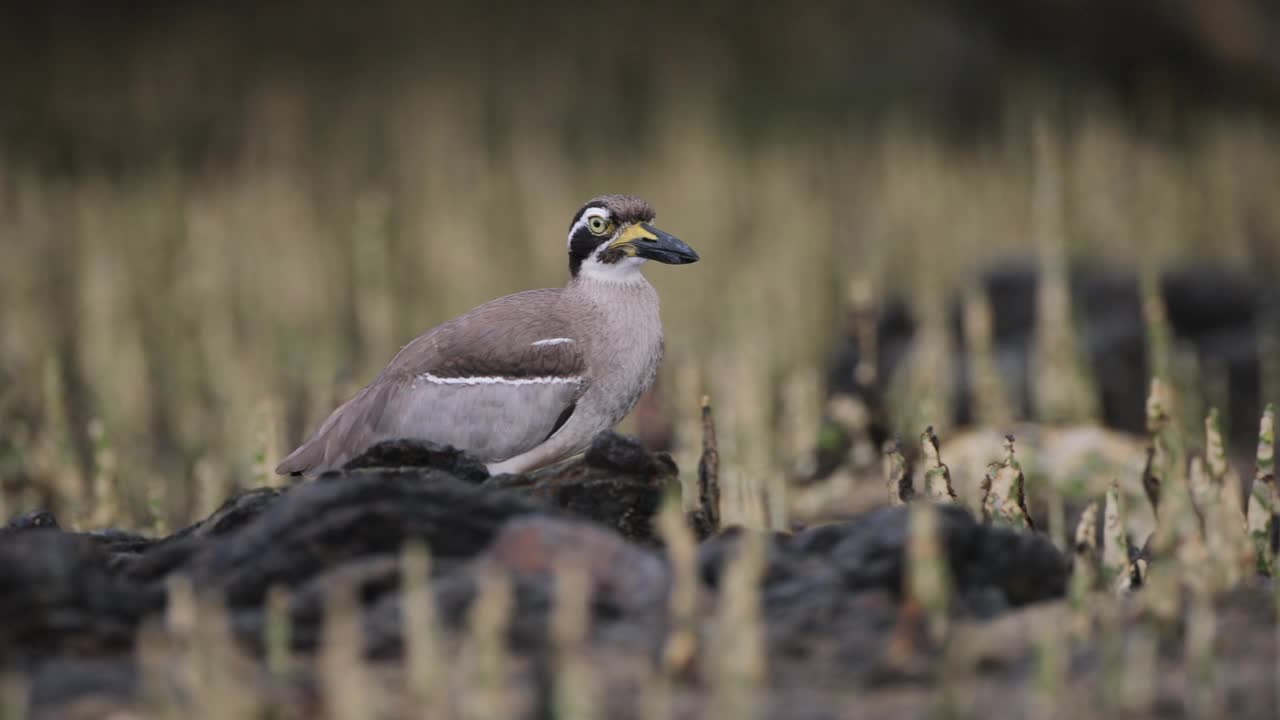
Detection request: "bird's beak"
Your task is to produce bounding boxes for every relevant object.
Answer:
[610,222,699,265]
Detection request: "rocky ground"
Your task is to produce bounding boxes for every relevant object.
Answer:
[2,428,1276,718]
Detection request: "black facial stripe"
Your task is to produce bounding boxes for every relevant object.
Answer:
[568,223,607,276]
[596,246,628,265]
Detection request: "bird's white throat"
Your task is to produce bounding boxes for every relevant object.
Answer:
[573,255,649,285]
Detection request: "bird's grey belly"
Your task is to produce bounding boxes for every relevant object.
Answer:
[586,343,662,430]
[386,380,579,462]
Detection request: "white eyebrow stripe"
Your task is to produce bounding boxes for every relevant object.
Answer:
[531,338,574,347]
[566,208,613,247]
[417,373,581,386]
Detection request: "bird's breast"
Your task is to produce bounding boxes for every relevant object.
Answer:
[576,280,665,424]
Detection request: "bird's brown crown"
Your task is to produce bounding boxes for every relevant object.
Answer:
[569,194,655,230]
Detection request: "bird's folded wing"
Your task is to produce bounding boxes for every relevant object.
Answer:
[276,291,589,474]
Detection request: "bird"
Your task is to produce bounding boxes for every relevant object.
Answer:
[276,194,699,477]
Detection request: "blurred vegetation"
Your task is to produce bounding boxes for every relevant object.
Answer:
[2,0,1280,531]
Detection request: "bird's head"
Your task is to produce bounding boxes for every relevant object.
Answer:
[567,195,698,281]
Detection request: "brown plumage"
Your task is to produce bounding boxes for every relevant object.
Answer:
[277,195,698,477]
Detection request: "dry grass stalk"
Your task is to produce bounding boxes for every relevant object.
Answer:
[1147,379,1196,558]
[691,394,721,537]
[164,575,260,718]
[882,438,908,506]
[1176,521,1214,595]
[1120,626,1157,716]
[1198,414,1252,590]
[0,673,29,720]
[1140,267,1173,385]
[1247,405,1277,574]
[320,577,373,720]
[672,360,704,505]
[1212,466,1255,587]
[1030,616,1067,720]
[847,276,878,390]
[1275,584,1280,720]
[1205,407,1230,482]
[1198,407,1259,579]
[146,475,169,537]
[264,584,292,682]
[136,619,183,720]
[165,575,197,650]
[1047,484,1067,553]
[463,567,513,720]
[639,666,674,720]
[552,559,599,720]
[779,367,820,478]
[1074,500,1099,558]
[1203,407,1236,555]
[1030,122,1100,426]
[717,348,779,530]
[906,500,951,646]
[39,355,80,519]
[920,426,956,503]
[708,530,766,720]
[1070,500,1100,613]
[1142,383,1194,608]
[980,435,1033,530]
[962,288,1014,428]
[656,494,699,679]
[1188,456,1212,523]
[1095,600,1125,713]
[190,591,259,719]
[888,308,956,443]
[825,393,876,473]
[1172,345,1205,454]
[1102,480,1132,591]
[1139,558,1181,625]
[1141,446,1161,519]
[1185,579,1218,720]
[1257,403,1277,487]
[401,541,450,718]
[764,465,790,532]
[803,278,882,479]
[87,417,120,528]
[252,397,284,488]
[192,458,224,526]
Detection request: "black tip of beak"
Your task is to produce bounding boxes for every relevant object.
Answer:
[637,223,699,265]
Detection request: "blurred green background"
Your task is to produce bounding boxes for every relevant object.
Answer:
[3,0,1279,529]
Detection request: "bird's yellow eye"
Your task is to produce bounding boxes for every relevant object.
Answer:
[587,216,610,236]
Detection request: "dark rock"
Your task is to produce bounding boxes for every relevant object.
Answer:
[167,486,290,541]
[0,531,150,662]
[702,505,1068,611]
[2,509,163,573]
[1,431,1085,719]
[695,505,1068,688]
[282,554,404,634]
[487,432,677,542]
[273,516,673,659]
[127,469,553,606]
[2,508,60,533]
[27,657,136,718]
[483,516,669,616]
[582,432,673,475]
[343,438,491,483]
